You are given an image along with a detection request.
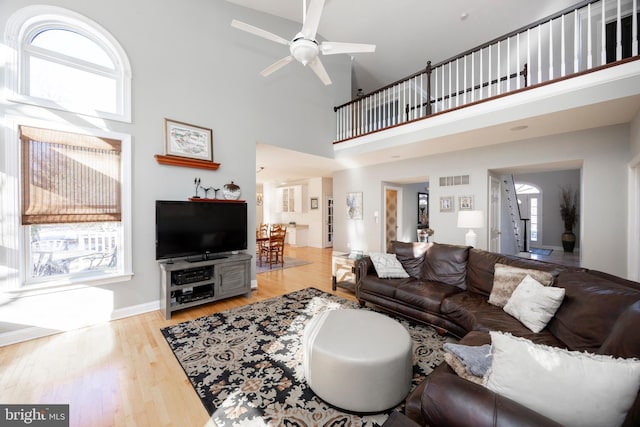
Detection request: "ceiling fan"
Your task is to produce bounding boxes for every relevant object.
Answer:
[231,0,376,85]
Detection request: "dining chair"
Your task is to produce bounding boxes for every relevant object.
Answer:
[261,226,286,269]
[256,223,269,266]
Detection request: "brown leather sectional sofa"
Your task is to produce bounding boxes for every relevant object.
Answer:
[355,241,640,427]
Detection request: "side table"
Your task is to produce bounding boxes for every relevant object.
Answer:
[331,252,361,293]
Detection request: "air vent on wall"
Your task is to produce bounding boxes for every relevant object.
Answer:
[439,175,470,186]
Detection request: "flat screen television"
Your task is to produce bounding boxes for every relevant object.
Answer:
[155,200,248,261]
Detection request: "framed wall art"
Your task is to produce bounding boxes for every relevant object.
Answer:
[440,196,454,212]
[310,197,319,209]
[347,192,363,220]
[164,118,213,161]
[459,195,474,210]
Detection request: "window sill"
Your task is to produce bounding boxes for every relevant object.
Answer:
[14,272,134,297]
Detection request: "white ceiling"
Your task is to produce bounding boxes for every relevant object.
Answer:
[225,0,579,93]
[228,0,640,184]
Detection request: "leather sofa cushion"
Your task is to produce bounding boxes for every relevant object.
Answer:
[598,300,640,358]
[441,292,564,347]
[395,280,463,314]
[547,271,640,352]
[466,249,573,296]
[392,240,433,278]
[421,243,469,288]
[359,275,413,299]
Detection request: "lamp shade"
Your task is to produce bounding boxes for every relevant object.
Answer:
[457,210,484,229]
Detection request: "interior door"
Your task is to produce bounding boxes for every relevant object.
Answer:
[324,196,333,248]
[384,187,401,252]
[489,175,501,252]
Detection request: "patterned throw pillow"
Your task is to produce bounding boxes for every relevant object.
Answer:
[488,263,553,307]
[369,253,410,279]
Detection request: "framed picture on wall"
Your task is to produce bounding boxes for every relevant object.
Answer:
[347,192,363,219]
[440,196,454,212]
[459,195,473,210]
[164,118,213,161]
[310,197,319,209]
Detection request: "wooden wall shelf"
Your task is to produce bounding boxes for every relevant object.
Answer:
[155,154,220,170]
[189,198,245,203]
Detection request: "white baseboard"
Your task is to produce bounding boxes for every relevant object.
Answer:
[0,300,160,347]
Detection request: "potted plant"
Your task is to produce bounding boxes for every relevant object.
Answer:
[560,187,579,252]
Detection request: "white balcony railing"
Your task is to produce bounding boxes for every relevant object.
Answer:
[334,0,639,142]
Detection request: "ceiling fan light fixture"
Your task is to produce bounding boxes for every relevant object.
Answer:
[290,38,319,66]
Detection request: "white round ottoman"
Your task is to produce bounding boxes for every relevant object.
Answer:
[302,309,413,413]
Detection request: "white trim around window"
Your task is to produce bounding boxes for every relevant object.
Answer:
[3,5,132,123]
[1,116,133,292]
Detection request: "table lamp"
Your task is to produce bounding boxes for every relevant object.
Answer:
[457,210,484,247]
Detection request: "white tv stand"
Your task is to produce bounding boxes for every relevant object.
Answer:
[159,253,252,319]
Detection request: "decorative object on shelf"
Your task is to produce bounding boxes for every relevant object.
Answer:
[164,118,213,161]
[459,195,473,210]
[346,192,363,220]
[202,186,215,199]
[458,210,484,247]
[310,197,319,210]
[440,196,454,212]
[193,177,201,198]
[560,186,579,253]
[223,181,241,200]
[418,192,429,225]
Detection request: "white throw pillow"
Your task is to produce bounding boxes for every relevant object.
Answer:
[485,331,640,427]
[489,263,554,307]
[369,253,409,279]
[503,275,565,333]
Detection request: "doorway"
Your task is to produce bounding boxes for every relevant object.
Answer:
[515,182,542,251]
[384,186,402,252]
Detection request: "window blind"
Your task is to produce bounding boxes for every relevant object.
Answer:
[20,125,122,225]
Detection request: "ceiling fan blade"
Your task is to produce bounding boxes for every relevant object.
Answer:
[308,57,332,85]
[320,41,376,55]
[301,0,325,40]
[231,20,290,46]
[260,56,293,77]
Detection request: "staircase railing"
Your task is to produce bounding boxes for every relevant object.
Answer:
[503,176,525,253]
[334,0,639,142]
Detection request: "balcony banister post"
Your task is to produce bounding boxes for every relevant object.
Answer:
[425,61,433,115]
[522,63,528,87]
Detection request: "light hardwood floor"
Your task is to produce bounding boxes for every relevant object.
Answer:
[0,246,352,427]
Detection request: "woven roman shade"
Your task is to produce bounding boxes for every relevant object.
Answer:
[20,126,122,225]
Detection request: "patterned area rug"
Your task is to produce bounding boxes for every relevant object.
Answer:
[256,257,311,274]
[161,287,454,426]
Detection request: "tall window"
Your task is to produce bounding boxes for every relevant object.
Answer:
[4,6,132,288]
[21,126,124,282]
[516,183,542,245]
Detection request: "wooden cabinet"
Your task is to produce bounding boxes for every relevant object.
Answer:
[159,253,251,319]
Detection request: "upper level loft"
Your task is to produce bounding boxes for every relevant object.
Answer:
[332,0,640,162]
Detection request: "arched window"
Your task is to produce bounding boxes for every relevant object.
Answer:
[5,5,131,121]
[3,6,132,289]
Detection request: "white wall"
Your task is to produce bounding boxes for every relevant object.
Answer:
[333,124,631,278]
[0,0,350,339]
